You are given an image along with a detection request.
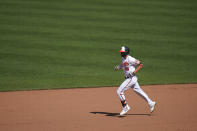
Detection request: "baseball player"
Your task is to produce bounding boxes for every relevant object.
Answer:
[114,46,156,115]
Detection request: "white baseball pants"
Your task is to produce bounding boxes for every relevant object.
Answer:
[117,76,153,106]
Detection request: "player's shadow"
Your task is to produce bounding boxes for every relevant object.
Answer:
[90,112,150,117]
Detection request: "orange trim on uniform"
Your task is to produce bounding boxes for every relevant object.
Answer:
[120,50,125,52]
[120,79,132,101]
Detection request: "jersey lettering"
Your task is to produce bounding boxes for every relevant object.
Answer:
[123,62,129,66]
[123,62,129,71]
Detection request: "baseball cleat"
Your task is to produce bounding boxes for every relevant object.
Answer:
[149,101,156,113]
[120,104,130,115]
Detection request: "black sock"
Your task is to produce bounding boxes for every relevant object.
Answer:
[121,100,127,107]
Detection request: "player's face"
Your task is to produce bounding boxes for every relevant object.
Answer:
[121,52,126,57]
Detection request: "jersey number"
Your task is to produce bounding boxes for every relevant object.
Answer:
[125,67,129,71]
[123,62,129,71]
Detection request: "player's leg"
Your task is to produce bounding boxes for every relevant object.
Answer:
[117,78,132,106]
[132,82,153,105]
[117,78,133,115]
[132,82,156,112]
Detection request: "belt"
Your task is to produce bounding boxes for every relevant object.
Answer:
[125,76,130,79]
[124,73,135,79]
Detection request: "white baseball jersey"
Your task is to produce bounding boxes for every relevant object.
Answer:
[116,51,155,110]
[118,55,140,77]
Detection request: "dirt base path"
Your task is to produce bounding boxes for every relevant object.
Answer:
[0,84,197,131]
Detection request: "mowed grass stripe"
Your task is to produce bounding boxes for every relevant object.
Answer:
[1,7,196,40]
[1,0,196,11]
[1,0,196,22]
[1,16,196,41]
[1,3,196,22]
[0,0,197,91]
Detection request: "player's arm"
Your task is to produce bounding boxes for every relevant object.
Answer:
[132,60,143,75]
[114,64,122,71]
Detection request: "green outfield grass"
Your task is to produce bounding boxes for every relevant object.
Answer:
[0,0,197,91]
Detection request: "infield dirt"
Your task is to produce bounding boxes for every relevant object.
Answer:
[0,84,197,131]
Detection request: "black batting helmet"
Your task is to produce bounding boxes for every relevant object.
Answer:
[120,46,130,57]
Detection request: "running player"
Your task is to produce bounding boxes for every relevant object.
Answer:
[114,46,156,115]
